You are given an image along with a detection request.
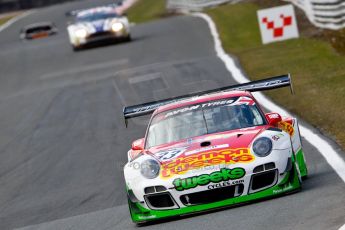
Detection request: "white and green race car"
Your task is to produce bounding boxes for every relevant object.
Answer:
[123,75,308,224]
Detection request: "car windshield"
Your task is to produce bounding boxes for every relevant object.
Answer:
[76,12,118,22]
[146,96,266,148]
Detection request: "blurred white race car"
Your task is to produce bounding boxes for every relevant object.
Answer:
[67,6,131,50]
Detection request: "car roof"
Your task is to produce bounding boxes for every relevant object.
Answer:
[77,7,116,17]
[153,90,254,115]
[24,22,54,30]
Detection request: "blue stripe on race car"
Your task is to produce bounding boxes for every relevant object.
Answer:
[92,20,105,32]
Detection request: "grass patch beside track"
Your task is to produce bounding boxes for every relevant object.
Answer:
[127,0,167,23]
[0,15,14,25]
[207,3,345,149]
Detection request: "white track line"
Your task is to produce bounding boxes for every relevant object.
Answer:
[0,10,35,33]
[339,224,345,230]
[193,12,345,183]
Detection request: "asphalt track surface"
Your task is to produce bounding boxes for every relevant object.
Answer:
[0,0,344,229]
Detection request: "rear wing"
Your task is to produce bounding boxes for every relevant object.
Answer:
[123,74,294,126]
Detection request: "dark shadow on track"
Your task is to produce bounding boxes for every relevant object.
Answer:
[135,188,303,227]
[72,36,146,52]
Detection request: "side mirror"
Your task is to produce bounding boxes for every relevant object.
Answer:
[265,112,282,126]
[132,138,144,150]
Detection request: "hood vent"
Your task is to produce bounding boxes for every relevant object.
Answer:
[200,141,211,147]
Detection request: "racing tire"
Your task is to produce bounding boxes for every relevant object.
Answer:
[294,161,303,187]
[127,195,151,226]
[72,45,82,52]
[125,35,131,42]
[301,175,308,181]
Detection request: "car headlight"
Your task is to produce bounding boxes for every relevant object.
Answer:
[111,22,124,32]
[140,159,160,179]
[252,137,272,157]
[75,28,88,38]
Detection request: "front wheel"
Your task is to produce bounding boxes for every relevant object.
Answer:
[72,45,82,52]
[295,149,308,180]
[125,34,131,42]
[295,161,303,185]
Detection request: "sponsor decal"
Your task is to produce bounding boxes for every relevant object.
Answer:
[207,179,244,190]
[185,144,229,156]
[165,99,235,118]
[32,32,49,39]
[273,184,294,194]
[173,167,245,191]
[132,101,173,113]
[267,113,280,119]
[231,96,256,106]
[233,80,286,91]
[161,148,254,178]
[203,133,234,141]
[278,121,294,136]
[155,147,187,161]
[185,133,235,144]
[271,133,284,141]
[137,215,156,220]
[272,135,280,141]
[154,96,256,121]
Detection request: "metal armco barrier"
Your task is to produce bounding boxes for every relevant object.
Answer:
[166,0,240,11]
[284,0,345,29]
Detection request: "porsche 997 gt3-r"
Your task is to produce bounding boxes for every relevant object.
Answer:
[67,7,130,50]
[123,75,308,224]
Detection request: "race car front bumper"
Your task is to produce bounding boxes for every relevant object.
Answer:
[126,153,302,223]
[72,29,130,47]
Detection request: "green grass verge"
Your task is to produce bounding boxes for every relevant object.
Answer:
[0,16,14,26]
[206,3,345,149]
[127,0,166,23]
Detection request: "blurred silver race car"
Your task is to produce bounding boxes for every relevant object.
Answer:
[20,22,58,40]
[67,6,130,50]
